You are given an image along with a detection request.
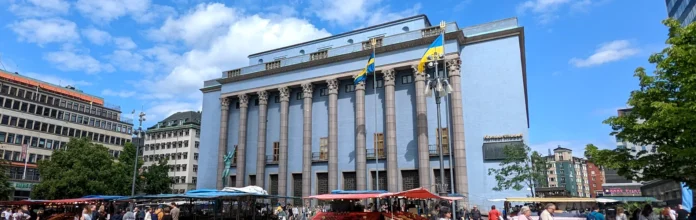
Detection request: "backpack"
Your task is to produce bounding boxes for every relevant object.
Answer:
[587,212,597,220]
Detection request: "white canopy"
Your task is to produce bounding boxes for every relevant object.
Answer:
[221,185,268,195]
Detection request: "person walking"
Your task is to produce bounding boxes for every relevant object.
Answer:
[639,204,657,220]
[167,203,179,220]
[143,209,151,220]
[518,206,533,220]
[587,206,605,220]
[617,207,628,220]
[470,206,482,220]
[81,207,93,220]
[540,203,556,220]
[122,209,135,220]
[160,209,171,220]
[676,205,689,220]
[490,205,502,220]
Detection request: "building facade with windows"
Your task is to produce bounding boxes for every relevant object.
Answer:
[545,146,591,197]
[586,161,605,197]
[142,111,201,193]
[197,15,530,208]
[0,70,133,200]
[666,0,696,25]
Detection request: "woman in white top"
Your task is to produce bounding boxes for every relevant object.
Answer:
[616,207,628,220]
[81,207,92,220]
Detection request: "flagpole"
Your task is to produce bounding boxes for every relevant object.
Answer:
[21,145,28,180]
[439,21,458,218]
[371,37,380,209]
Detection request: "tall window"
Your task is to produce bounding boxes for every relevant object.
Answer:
[436,128,449,154]
[320,137,328,160]
[273,142,280,162]
[374,133,385,158]
[233,145,238,164]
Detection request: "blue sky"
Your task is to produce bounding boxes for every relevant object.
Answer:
[0,0,667,155]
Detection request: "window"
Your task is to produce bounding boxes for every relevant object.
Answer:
[376,79,384,88]
[0,115,8,125]
[194,153,198,160]
[296,92,303,100]
[345,84,355,93]
[3,99,11,108]
[28,104,35,114]
[195,141,199,148]
[232,146,237,164]
[374,133,385,158]
[0,132,5,143]
[9,117,17,126]
[6,134,14,144]
[274,95,280,103]
[319,88,328,96]
[320,137,328,160]
[193,165,198,172]
[39,138,45,148]
[273,142,280,162]
[402,75,414,84]
[182,164,187,171]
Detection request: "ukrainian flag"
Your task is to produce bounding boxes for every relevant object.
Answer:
[417,34,444,74]
[354,52,374,84]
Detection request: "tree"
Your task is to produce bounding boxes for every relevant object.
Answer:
[142,159,172,194]
[585,19,696,188]
[488,143,548,197]
[109,142,143,195]
[0,159,14,200]
[32,138,119,199]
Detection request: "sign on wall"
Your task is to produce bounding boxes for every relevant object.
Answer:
[10,182,36,191]
[603,185,642,196]
[483,141,524,161]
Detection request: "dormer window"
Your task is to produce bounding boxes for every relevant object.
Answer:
[347,39,354,44]
[258,59,263,64]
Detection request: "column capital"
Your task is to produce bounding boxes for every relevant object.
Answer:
[447,58,462,77]
[383,69,396,86]
[411,64,426,82]
[279,87,290,102]
[355,81,366,90]
[257,90,269,105]
[220,97,230,110]
[327,78,339,94]
[238,94,249,108]
[302,83,313,98]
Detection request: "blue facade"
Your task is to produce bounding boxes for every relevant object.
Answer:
[198,15,529,209]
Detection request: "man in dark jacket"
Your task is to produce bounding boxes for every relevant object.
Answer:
[676,204,689,220]
[471,206,482,220]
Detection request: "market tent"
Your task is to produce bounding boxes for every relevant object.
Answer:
[379,187,443,199]
[506,197,597,203]
[600,197,660,202]
[82,195,128,201]
[42,198,100,204]
[307,193,383,200]
[331,190,388,194]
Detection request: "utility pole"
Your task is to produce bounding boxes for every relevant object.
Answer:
[131,111,146,196]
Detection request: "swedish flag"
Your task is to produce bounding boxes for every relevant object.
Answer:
[354,52,374,84]
[417,34,444,74]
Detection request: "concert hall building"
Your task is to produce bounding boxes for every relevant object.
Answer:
[197,15,530,208]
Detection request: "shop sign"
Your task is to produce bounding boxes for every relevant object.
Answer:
[11,182,36,190]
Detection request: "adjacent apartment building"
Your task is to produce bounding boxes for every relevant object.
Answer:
[198,14,530,209]
[666,0,696,25]
[545,146,593,197]
[0,70,133,200]
[142,111,201,193]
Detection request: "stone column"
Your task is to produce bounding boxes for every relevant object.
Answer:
[447,58,468,206]
[236,94,249,187]
[301,83,313,198]
[383,69,398,192]
[354,81,367,191]
[411,65,431,191]
[256,90,269,189]
[327,78,339,191]
[216,97,230,189]
[278,87,290,203]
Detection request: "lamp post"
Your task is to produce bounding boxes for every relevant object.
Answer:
[131,111,146,196]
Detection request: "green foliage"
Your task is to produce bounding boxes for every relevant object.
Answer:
[142,159,172,194]
[32,138,119,199]
[488,143,548,196]
[585,18,696,188]
[110,142,143,195]
[0,159,14,200]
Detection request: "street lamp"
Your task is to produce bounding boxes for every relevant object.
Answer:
[425,51,453,196]
[131,111,146,196]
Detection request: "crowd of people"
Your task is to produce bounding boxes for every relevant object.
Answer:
[0,203,182,220]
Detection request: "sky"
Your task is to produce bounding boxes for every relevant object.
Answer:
[0,0,669,156]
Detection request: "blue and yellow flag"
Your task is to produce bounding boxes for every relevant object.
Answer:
[416,34,444,74]
[354,52,375,84]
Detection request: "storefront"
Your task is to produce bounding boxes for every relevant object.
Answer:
[10,181,37,200]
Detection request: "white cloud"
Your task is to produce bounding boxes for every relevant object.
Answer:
[569,40,640,67]
[82,28,112,45]
[113,37,137,50]
[309,0,420,27]
[21,72,93,87]
[8,18,79,45]
[102,89,136,98]
[44,50,115,74]
[75,0,175,24]
[144,100,202,123]
[9,0,70,17]
[138,3,331,102]
[108,50,156,73]
[517,0,604,24]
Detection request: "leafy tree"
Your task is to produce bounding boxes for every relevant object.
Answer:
[0,159,14,200]
[32,138,118,199]
[488,143,548,197]
[142,159,172,194]
[110,142,143,195]
[585,19,696,188]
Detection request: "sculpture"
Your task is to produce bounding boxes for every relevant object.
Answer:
[222,149,235,188]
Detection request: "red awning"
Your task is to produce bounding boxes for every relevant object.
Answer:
[379,187,443,199]
[42,198,99,204]
[306,193,382,200]
[0,200,37,206]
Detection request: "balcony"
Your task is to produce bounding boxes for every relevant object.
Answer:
[266,155,279,165]
[312,152,328,162]
[366,148,386,160]
[428,144,450,156]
